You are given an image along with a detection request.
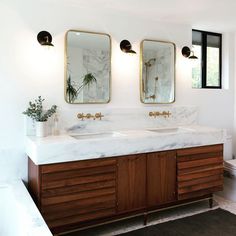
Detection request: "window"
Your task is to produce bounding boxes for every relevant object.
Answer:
[192,29,222,89]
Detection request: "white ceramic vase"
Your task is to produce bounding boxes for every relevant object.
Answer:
[35,121,47,137]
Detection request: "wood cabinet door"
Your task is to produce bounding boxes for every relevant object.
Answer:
[117,154,146,213]
[147,151,176,207]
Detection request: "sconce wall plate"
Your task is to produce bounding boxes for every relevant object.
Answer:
[182,46,198,59]
[37,31,54,47]
[182,46,191,58]
[120,40,136,54]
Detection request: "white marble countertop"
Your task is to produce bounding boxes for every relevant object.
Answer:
[25,125,225,165]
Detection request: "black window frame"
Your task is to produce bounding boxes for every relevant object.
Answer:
[192,29,222,89]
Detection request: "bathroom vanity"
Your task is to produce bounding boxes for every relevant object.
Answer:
[27,126,224,234]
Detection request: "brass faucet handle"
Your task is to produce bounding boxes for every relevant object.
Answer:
[95,112,104,120]
[162,111,172,118]
[77,113,84,121]
[86,113,93,119]
[149,111,171,118]
[149,111,155,117]
[166,111,172,117]
[77,112,104,121]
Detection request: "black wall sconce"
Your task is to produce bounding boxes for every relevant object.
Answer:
[182,46,198,59]
[120,40,136,54]
[37,31,54,47]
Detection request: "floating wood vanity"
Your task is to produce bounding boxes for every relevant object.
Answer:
[28,144,223,234]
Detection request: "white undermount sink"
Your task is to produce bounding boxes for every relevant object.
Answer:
[70,131,124,140]
[147,127,194,134]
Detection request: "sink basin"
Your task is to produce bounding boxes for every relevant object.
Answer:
[70,131,124,140]
[147,127,194,134]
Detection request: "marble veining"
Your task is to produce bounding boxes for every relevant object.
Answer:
[24,106,198,136]
[66,106,199,134]
[26,125,224,165]
[143,46,174,103]
[81,49,110,102]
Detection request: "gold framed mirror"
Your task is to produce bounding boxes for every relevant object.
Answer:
[65,30,111,104]
[140,39,176,104]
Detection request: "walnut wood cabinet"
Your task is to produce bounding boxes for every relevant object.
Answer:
[28,144,223,234]
[28,158,117,233]
[177,145,223,200]
[147,150,177,207]
[117,154,146,213]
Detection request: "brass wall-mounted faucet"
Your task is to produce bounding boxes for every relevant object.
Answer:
[77,112,104,121]
[149,111,171,118]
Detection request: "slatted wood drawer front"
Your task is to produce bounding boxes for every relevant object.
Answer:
[177,144,223,200]
[40,158,117,228]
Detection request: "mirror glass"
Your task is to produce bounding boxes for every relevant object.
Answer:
[65,30,111,104]
[140,40,175,104]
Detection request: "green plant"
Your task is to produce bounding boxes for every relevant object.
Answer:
[83,73,97,87]
[23,96,57,122]
[66,73,97,102]
[77,73,97,94]
[66,75,78,103]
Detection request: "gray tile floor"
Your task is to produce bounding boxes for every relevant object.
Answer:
[61,177,236,236]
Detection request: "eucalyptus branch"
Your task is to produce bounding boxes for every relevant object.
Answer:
[23,96,57,122]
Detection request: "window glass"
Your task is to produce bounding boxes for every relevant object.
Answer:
[191,30,221,89]
[206,35,220,87]
[192,45,202,88]
[192,31,202,88]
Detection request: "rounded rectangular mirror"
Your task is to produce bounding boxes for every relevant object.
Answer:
[65,30,111,104]
[140,39,175,104]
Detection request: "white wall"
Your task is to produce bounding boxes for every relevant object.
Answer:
[233,33,236,158]
[0,0,234,182]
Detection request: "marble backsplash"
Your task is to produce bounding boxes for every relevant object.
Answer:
[24,106,198,136]
[65,106,198,134]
